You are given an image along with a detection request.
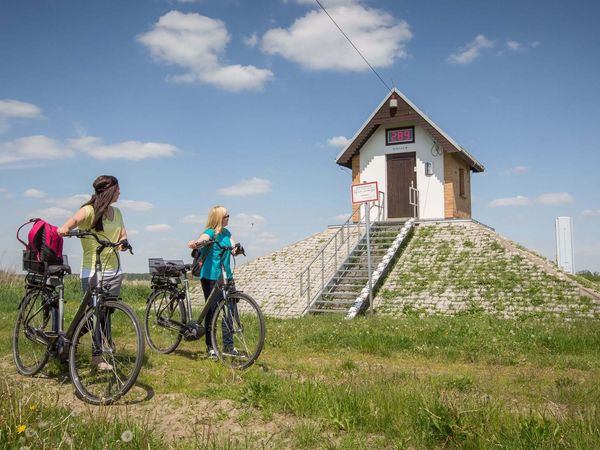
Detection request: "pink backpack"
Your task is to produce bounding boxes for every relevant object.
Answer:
[17,218,64,266]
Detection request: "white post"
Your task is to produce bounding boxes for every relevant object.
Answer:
[555,217,574,274]
[365,202,373,314]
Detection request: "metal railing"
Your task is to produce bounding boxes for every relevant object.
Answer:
[300,191,385,312]
[409,181,419,219]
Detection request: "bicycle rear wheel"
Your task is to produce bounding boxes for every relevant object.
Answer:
[13,289,52,376]
[210,292,265,369]
[144,289,184,354]
[69,300,144,405]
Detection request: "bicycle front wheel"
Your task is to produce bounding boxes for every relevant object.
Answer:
[13,289,52,376]
[69,300,144,405]
[210,292,265,369]
[144,289,184,354]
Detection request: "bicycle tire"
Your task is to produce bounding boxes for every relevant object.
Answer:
[69,300,144,405]
[210,292,265,369]
[144,288,185,354]
[13,289,52,376]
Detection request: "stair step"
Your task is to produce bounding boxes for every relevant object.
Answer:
[308,309,347,314]
[315,300,356,306]
[323,290,360,296]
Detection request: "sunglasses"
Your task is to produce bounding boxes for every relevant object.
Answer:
[224,214,230,218]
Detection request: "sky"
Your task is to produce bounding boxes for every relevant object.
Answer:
[1,0,599,274]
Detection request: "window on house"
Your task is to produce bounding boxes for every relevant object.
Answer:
[459,168,466,197]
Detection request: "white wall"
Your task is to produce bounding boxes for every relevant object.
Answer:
[359,125,445,220]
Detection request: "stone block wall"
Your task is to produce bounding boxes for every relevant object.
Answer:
[195,227,362,318]
[375,221,600,319]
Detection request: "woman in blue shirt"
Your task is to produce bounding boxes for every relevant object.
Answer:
[188,206,241,358]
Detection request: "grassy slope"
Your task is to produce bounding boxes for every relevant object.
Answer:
[1,273,599,449]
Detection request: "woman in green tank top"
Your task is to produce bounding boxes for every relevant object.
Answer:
[58,175,129,296]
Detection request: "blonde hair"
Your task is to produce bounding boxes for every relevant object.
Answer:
[205,206,228,235]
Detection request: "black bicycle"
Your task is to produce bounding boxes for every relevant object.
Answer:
[12,230,145,405]
[144,241,265,369]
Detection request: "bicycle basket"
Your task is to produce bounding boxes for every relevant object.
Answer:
[148,258,185,277]
[23,252,70,275]
[22,249,46,273]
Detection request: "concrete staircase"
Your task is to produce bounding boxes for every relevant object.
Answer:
[308,220,409,314]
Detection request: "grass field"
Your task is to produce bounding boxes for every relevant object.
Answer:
[1,271,600,449]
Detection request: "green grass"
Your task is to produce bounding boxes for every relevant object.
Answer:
[1,272,600,448]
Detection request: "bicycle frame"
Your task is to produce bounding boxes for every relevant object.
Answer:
[31,233,124,358]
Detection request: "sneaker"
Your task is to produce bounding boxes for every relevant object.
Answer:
[207,349,219,360]
[91,354,113,371]
[223,347,246,358]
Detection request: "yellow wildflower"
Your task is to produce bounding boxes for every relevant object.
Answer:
[17,424,26,434]
[29,404,37,411]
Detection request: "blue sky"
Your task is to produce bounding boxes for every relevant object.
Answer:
[1,0,599,273]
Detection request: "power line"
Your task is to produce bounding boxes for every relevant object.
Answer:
[314,0,393,93]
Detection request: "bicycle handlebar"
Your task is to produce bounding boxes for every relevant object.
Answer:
[206,240,245,257]
[65,230,134,254]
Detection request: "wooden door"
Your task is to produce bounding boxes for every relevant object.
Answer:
[387,152,416,218]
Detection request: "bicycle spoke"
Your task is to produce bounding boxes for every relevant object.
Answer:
[70,301,144,404]
[145,289,183,354]
[13,290,51,376]
[211,293,265,369]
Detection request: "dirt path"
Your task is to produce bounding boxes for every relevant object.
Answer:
[0,356,296,446]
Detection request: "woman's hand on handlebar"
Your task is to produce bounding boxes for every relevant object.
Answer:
[119,239,134,254]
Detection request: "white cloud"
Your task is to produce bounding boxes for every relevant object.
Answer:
[294,0,358,5]
[180,214,206,224]
[145,224,172,232]
[501,165,528,176]
[254,231,279,244]
[0,99,43,133]
[535,192,575,205]
[506,40,523,50]
[489,195,530,207]
[334,213,351,222]
[217,177,272,196]
[115,199,154,211]
[327,135,350,148]
[1,135,178,165]
[262,4,412,71]
[69,136,178,160]
[231,213,267,236]
[137,11,273,91]
[582,209,600,217]
[50,194,91,209]
[29,207,72,220]
[507,40,541,50]
[243,33,258,48]
[127,229,140,236]
[23,188,47,199]
[447,34,494,64]
[0,135,74,165]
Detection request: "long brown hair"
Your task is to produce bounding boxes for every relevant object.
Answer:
[81,175,119,232]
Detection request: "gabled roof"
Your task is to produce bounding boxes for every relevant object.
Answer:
[335,88,485,172]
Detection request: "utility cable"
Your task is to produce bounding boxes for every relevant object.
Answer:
[314,0,393,93]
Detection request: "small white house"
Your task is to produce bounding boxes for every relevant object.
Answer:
[336,88,485,221]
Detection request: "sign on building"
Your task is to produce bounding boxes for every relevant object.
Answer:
[555,217,574,274]
[351,181,378,204]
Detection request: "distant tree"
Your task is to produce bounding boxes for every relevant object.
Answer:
[576,270,600,283]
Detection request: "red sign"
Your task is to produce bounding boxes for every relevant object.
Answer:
[386,126,415,145]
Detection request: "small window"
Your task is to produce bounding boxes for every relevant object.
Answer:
[459,168,466,197]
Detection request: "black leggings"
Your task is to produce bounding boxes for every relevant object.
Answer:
[201,278,223,349]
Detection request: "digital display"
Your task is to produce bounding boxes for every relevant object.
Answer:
[386,126,415,145]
